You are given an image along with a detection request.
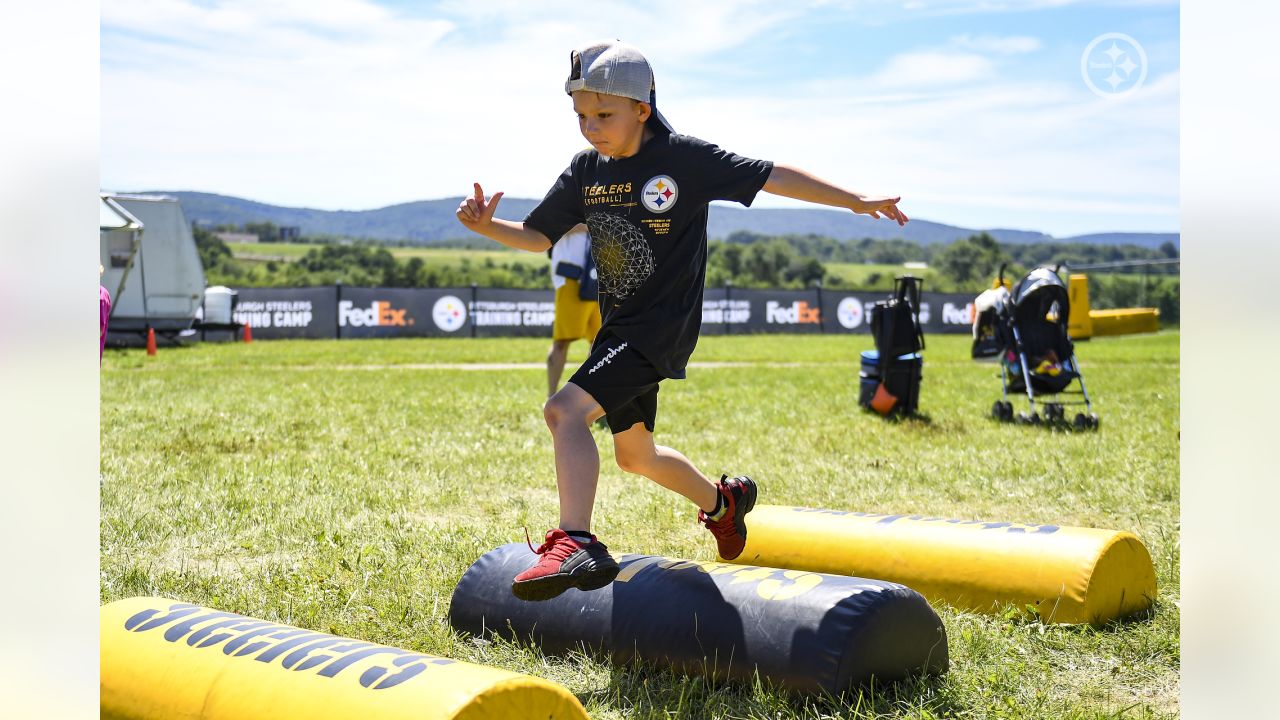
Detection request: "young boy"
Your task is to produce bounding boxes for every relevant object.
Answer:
[456,40,907,601]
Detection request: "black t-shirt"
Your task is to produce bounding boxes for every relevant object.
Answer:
[524,133,773,378]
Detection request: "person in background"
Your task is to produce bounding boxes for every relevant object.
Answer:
[100,265,111,362]
[547,223,602,397]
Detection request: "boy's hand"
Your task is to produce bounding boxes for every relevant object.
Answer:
[761,166,909,227]
[456,183,504,230]
[852,195,909,227]
[450,183,551,252]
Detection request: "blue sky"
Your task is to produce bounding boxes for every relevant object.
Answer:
[101,0,1179,237]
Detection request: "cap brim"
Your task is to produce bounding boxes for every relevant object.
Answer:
[647,91,674,135]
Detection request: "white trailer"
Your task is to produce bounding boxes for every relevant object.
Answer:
[100,193,206,339]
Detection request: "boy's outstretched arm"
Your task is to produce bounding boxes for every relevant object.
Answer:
[762,165,909,226]
[455,182,553,252]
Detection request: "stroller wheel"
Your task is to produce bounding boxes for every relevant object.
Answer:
[992,400,1004,420]
[1002,402,1014,421]
[1073,413,1088,430]
[1029,412,1041,425]
[1089,414,1100,430]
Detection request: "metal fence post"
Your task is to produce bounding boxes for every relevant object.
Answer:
[334,282,342,339]
[470,283,478,338]
[724,281,733,335]
[815,280,825,334]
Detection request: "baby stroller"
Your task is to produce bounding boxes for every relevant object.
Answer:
[973,265,1098,429]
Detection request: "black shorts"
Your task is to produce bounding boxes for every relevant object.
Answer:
[568,332,663,434]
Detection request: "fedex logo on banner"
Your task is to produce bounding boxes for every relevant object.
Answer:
[942,302,974,325]
[766,300,820,325]
[339,300,413,327]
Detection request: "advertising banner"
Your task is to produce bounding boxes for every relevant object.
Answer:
[700,287,749,335]
[227,285,979,341]
[819,290,977,335]
[923,293,979,334]
[743,289,825,334]
[818,291,880,335]
[471,289,556,338]
[700,288,975,336]
[230,286,337,339]
[337,286,472,338]
[701,288,828,335]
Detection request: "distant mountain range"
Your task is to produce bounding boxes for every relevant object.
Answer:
[134,190,1179,249]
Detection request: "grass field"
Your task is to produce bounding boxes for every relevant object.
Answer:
[100,331,1179,719]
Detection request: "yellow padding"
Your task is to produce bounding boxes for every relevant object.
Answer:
[1090,308,1160,336]
[1067,274,1093,339]
[732,506,1157,625]
[101,597,588,720]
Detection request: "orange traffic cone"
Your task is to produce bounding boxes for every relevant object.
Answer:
[146,327,157,356]
[242,321,253,343]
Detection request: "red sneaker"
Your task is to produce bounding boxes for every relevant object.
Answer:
[512,528,620,601]
[699,475,758,561]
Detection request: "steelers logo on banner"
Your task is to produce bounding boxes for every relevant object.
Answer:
[433,295,466,332]
[641,175,678,213]
[836,297,864,329]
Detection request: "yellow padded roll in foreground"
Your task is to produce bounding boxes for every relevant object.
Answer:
[101,597,588,720]
[731,506,1157,625]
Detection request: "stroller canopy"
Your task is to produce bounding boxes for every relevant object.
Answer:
[1011,267,1069,311]
[1002,267,1074,365]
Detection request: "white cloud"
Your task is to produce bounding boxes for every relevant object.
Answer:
[867,51,995,87]
[950,33,1043,54]
[812,0,1178,21]
[693,68,1179,235]
[100,0,1178,235]
[900,0,1178,12]
[101,0,803,210]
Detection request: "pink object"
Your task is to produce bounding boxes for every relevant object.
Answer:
[100,285,112,361]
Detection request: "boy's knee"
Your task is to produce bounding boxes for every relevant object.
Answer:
[614,447,653,475]
[542,397,562,428]
[543,393,584,430]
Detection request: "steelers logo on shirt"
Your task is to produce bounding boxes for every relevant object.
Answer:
[640,175,678,213]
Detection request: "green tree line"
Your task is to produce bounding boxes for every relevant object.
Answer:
[923,232,1179,323]
[196,227,1178,323]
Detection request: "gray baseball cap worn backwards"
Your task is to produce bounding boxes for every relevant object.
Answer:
[565,41,675,135]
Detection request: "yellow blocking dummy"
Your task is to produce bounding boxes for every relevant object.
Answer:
[730,506,1157,625]
[1067,273,1093,339]
[101,597,588,720]
[1090,308,1160,336]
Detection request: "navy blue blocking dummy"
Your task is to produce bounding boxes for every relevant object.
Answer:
[449,544,948,695]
